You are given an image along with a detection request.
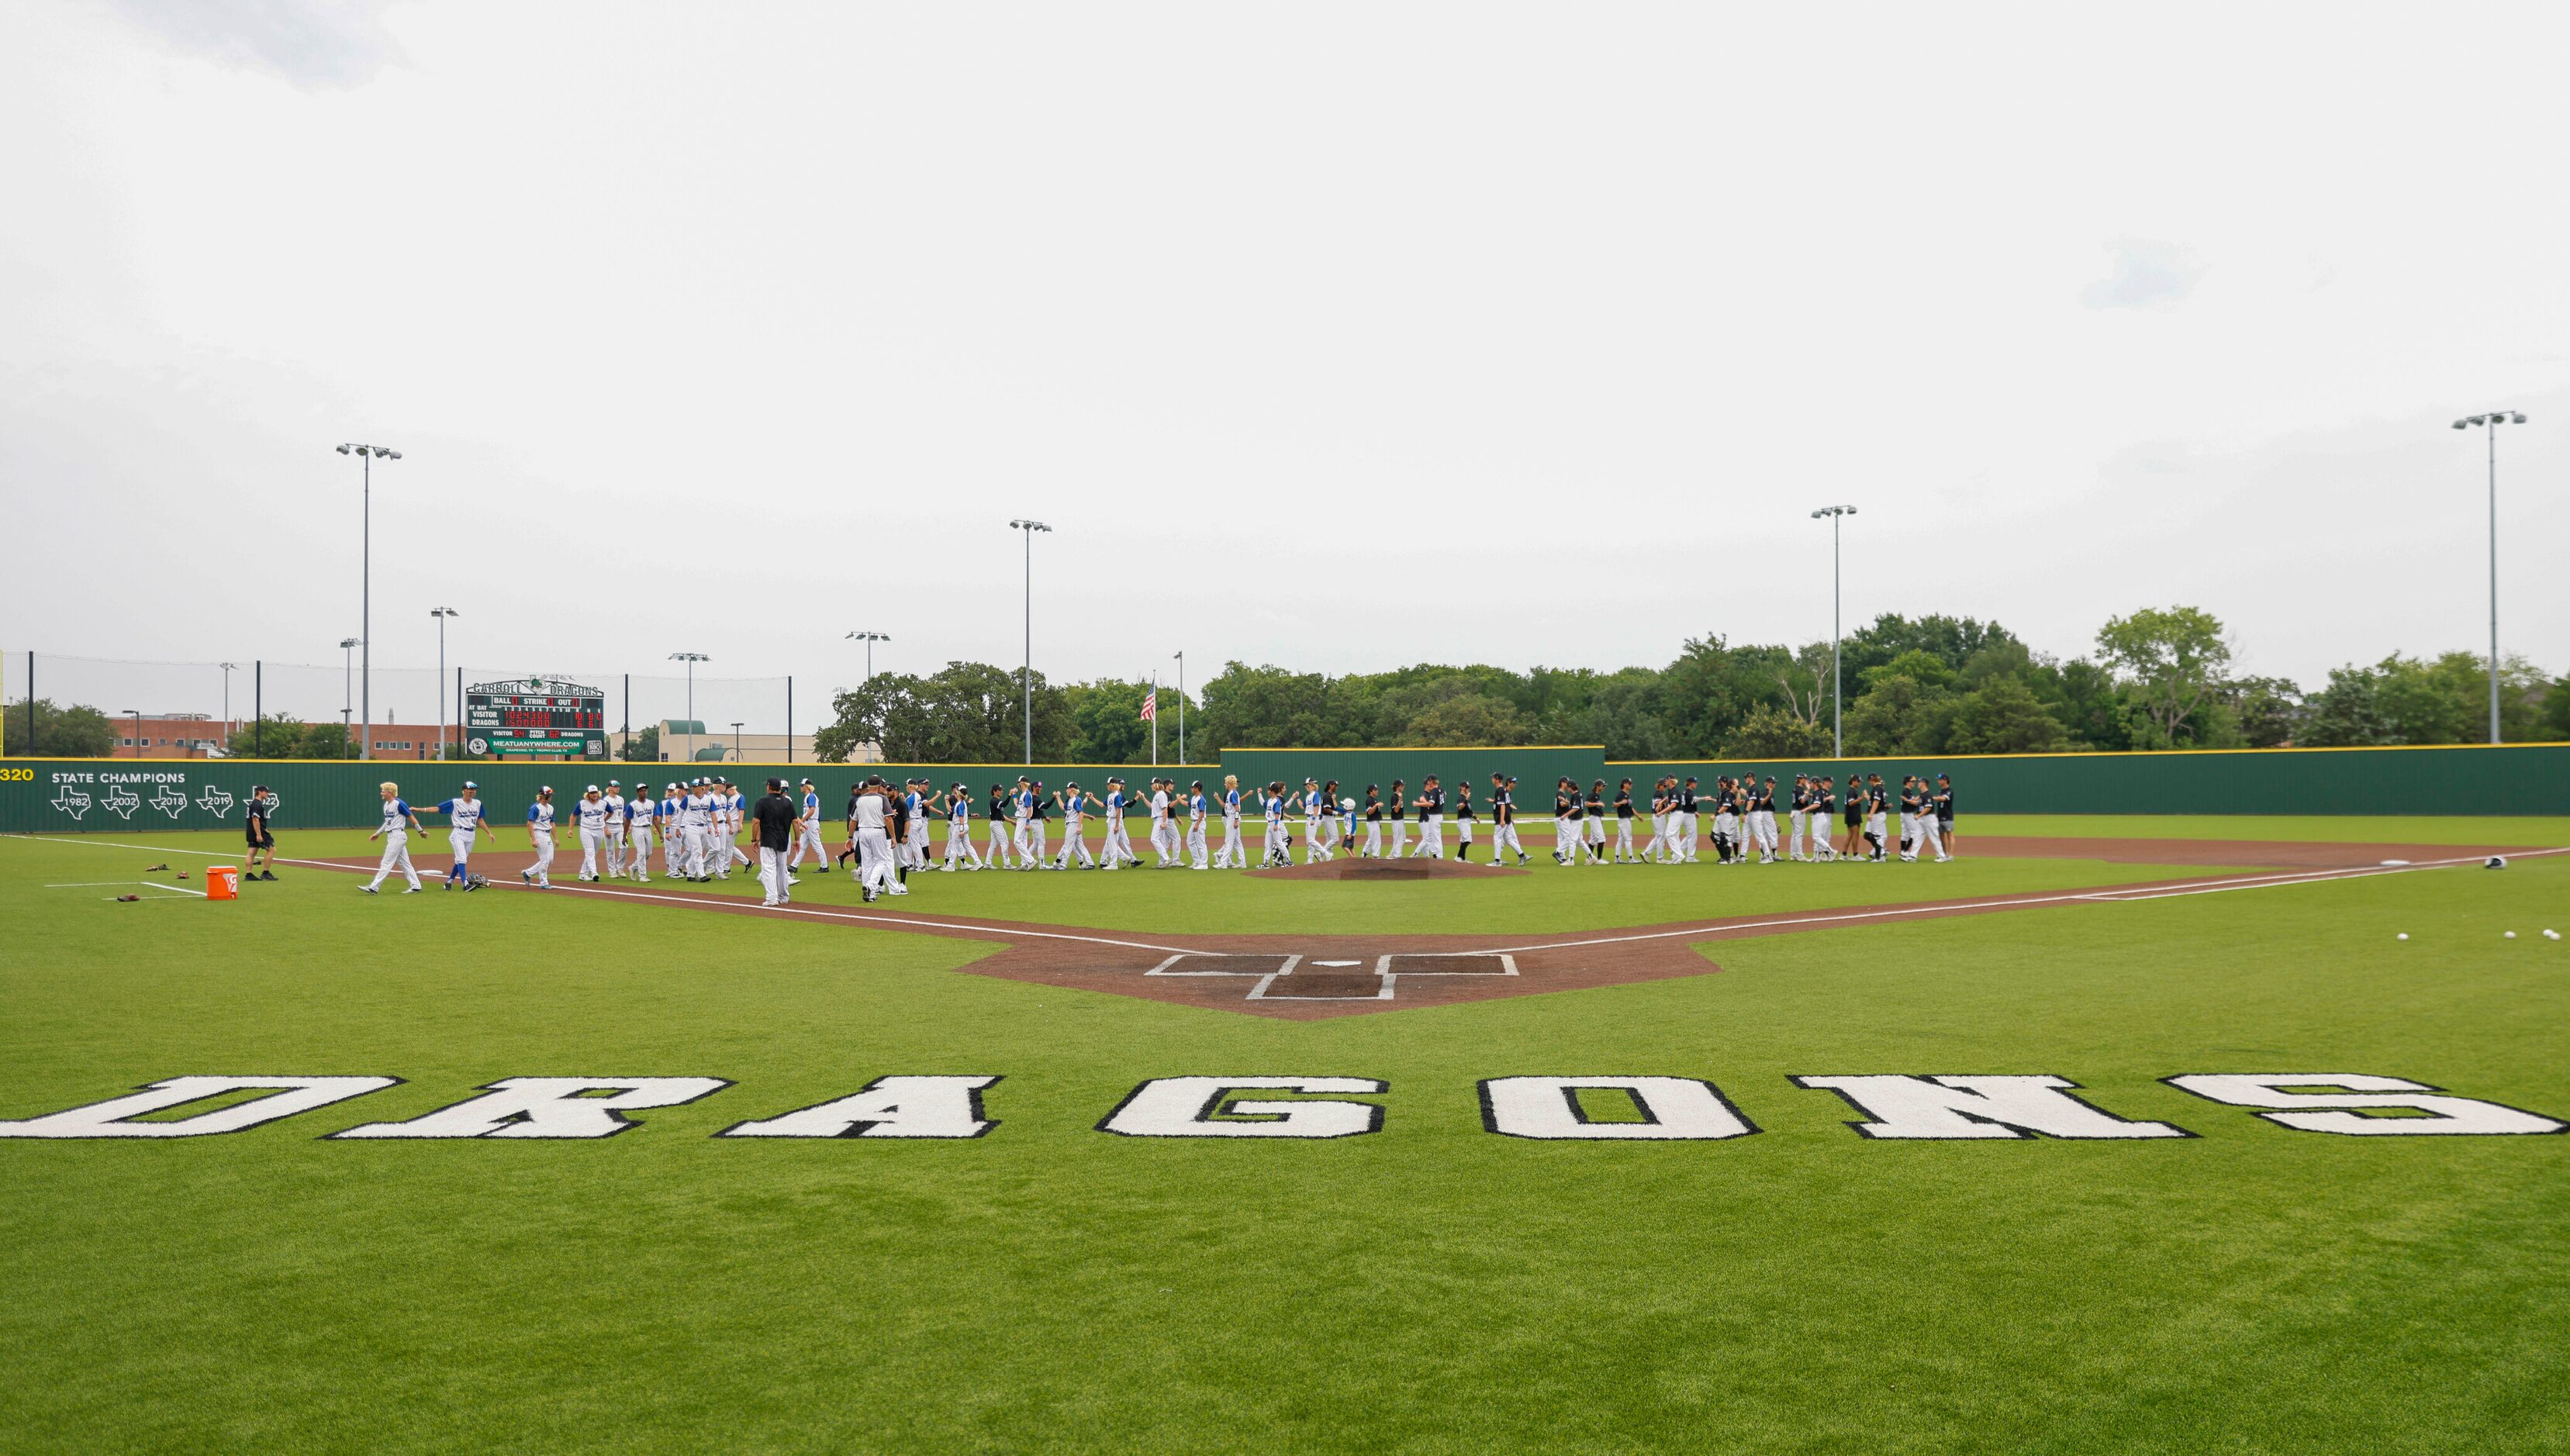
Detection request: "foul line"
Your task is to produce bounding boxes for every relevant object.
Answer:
[1486,850,2566,955]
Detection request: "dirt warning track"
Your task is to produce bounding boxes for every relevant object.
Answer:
[271,840,2562,1020]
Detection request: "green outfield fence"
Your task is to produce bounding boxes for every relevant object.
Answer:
[5,742,2567,833]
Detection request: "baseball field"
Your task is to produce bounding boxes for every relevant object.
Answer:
[4,817,2565,1454]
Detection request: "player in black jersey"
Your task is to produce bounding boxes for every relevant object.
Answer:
[1809,775,1839,861]
[1788,775,1813,861]
[1387,780,1409,858]
[1551,779,1577,866]
[1611,778,1638,863]
[1453,781,1476,861]
[1864,774,1890,861]
[1360,785,1384,857]
[1934,774,1957,858]
[1839,775,1864,860]
[1582,781,1608,864]
[1491,774,1527,865]
[1897,776,1923,861]
[1409,775,1446,859]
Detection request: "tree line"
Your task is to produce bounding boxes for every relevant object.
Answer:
[805,606,2570,764]
[12,606,2566,762]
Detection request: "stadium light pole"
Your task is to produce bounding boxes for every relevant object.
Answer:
[669,653,708,765]
[126,709,140,758]
[430,608,460,761]
[1173,650,1186,763]
[336,443,400,759]
[338,637,361,759]
[1008,519,1052,764]
[845,631,889,681]
[1810,505,1857,757]
[217,662,237,748]
[2451,412,2527,744]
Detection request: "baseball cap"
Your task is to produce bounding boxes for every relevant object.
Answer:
[462,780,479,789]
[767,777,785,791]
[585,784,599,793]
[539,785,554,795]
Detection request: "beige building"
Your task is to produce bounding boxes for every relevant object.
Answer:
[607,721,876,764]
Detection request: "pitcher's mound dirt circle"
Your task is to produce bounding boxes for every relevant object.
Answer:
[1249,857,1528,881]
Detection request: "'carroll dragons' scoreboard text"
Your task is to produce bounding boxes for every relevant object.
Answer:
[464,678,606,757]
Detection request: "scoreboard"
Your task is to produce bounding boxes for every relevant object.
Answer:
[465,678,606,758]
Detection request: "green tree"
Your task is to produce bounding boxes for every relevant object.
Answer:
[1401,694,1534,747]
[2298,664,2393,747]
[2223,677,2303,749]
[2544,678,2570,740]
[1571,671,1678,761]
[1194,663,1343,749]
[2040,658,2130,750]
[297,721,355,760]
[1067,678,1153,764]
[1658,633,1783,757]
[1719,704,1833,758]
[1839,675,1952,756]
[1945,676,2071,754]
[4,699,117,757]
[223,715,309,758]
[1840,614,2022,684]
[1862,650,1957,693]
[2096,606,2232,746]
[817,661,1073,764]
[620,724,661,763]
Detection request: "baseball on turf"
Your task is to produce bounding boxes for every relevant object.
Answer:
[2396,933,2409,941]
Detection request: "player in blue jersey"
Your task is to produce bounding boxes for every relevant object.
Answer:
[521,785,559,888]
[430,781,489,889]
[361,781,427,893]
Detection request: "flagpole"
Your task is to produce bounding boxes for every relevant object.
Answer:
[1150,673,1159,767]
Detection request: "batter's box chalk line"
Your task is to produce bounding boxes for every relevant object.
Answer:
[1142,951,1519,1002]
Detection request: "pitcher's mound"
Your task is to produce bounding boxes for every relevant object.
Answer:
[1249,857,1528,881]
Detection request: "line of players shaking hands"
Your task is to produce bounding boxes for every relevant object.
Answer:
[822,768,1958,871]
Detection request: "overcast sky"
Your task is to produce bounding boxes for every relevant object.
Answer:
[4,1,2564,723]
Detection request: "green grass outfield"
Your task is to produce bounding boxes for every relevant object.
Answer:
[1965,813,2570,845]
[2,824,2565,1454]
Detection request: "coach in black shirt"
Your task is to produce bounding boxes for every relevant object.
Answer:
[751,778,802,907]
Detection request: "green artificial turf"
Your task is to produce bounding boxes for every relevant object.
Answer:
[2,829,2564,1454]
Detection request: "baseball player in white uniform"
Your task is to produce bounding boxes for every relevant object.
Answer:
[903,781,935,870]
[850,777,905,901]
[1293,780,1327,864]
[789,779,827,872]
[1148,781,1179,868]
[1212,777,1245,868]
[943,781,983,870]
[433,782,488,888]
[1100,780,1138,870]
[601,781,627,877]
[574,786,610,881]
[682,780,716,881]
[623,789,654,882]
[983,785,1017,869]
[1260,784,1291,867]
[1408,777,1446,859]
[361,781,426,893]
[724,780,751,875]
[520,785,558,888]
[1184,781,1210,868]
[1052,781,1098,869]
[658,784,684,878]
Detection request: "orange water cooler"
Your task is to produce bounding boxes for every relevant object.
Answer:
[206,865,239,901]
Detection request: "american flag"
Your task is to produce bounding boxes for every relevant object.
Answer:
[1138,687,1157,722]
